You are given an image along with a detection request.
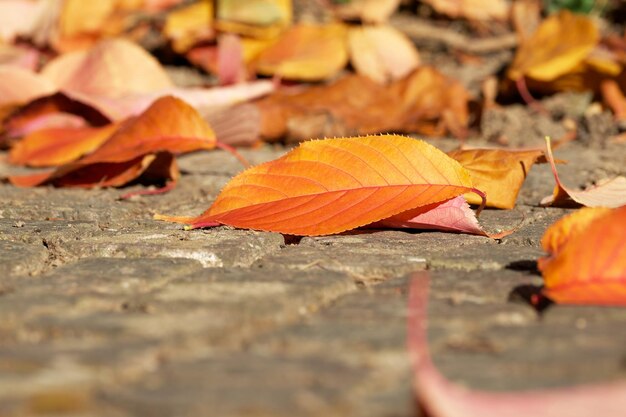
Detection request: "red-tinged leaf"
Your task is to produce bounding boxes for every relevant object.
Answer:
[41,38,173,98]
[9,96,215,188]
[8,123,119,167]
[448,148,544,209]
[2,92,111,137]
[541,137,626,208]
[217,33,246,85]
[373,196,487,235]
[155,135,476,236]
[5,113,88,139]
[538,206,626,305]
[0,65,56,106]
[408,272,626,417]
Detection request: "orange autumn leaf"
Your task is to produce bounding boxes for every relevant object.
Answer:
[540,206,612,256]
[448,148,544,209]
[256,68,469,142]
[391,67,469,139]
[155,135,477,236]
[348,25,420,84]
[601,79,626,121]
[8,123,119,167]
[41,38,173,98]
[508,10,599,82]
[256,74,401,141]
[541,137,626,208]
[9,96,215,188]
[538,206,626,306]
[253,23,348,81]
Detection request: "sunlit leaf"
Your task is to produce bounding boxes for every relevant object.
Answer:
[448,148,544,209]
[539,206,626,305]
[253,23,348,81]
[508,10,599,81]
[155,135,477,236]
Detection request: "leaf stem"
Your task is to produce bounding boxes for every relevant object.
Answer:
[215,141,250,168]
[187,220,221,230]
[119,181,177,200]
[515,77,547,114]
[471,188,487,217]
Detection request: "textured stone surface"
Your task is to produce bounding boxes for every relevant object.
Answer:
[1,140,625,417]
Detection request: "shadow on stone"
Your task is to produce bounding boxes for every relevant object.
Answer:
[505,259,540,274]
[509,284,553,314]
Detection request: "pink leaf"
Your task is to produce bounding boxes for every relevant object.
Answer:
[217,33,246,85]
[407,272,626,417]
[41,38,173,98]
[0,65,56,106]
[373,196,486,235]
[61,80,275,121]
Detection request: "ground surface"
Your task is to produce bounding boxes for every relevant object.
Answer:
[1,138,625,417]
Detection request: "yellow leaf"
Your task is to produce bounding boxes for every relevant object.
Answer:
[254,23,348,81]
[508,10,599,82]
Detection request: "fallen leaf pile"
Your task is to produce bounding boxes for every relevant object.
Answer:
[0,1,625,411]
[10,96,217,192]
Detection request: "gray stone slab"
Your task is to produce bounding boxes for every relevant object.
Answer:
[0,240,48,276]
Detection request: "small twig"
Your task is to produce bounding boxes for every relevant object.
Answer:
[390,14,518,54]
[119,181,177,200]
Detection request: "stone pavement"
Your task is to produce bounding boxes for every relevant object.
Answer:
[0,140,625,417]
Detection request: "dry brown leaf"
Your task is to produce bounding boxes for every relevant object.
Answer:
[256,75,401,141]
[256,67,469,141]
[391,67,469,139]
[348,25,420,84]
[253,23,348,81]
